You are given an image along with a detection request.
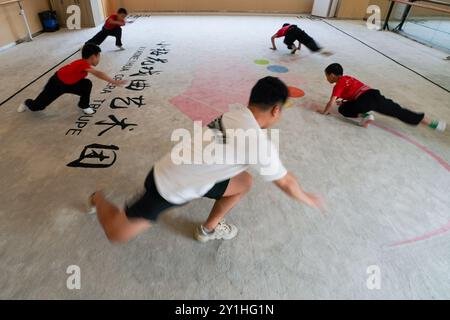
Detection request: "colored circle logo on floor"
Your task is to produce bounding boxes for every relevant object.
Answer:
[288,86,305,98]
[253,59,304,107]
[267,65,289,73]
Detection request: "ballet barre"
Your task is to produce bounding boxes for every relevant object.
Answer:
[0,0,33,41]
[383,0,450,31]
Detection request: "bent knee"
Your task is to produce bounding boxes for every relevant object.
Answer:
[241,172,254,194]
[104,223,134,244]
[105,230,132,244]
[338,106,354,118]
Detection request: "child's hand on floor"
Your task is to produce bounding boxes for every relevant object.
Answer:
[317,109,331,115]
[303,192,325,213]
[113,79,128,87]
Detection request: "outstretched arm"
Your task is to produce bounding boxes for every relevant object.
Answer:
[274,172,323,211]
[270,34,278,50]
[86,68,127,86]
[318,96,338,115]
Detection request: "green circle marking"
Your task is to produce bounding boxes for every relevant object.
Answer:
[254,59,270,65]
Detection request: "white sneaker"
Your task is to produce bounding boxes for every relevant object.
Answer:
[82,107,95,115]
[17,101,30,113]
[116,46,125,51]
[194,220,238,242]
[291,47,298,54]
[360,113,375,128]
[436,121,447,132]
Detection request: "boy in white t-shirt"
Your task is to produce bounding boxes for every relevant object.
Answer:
[89,77,323,244]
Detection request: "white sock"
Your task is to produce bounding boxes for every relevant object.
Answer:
[201,225,214,235]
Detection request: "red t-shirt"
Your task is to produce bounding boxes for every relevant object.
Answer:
[57,59,91,85]
[276,25,291,38]
[104,14,123,30]
[332,76,371,101]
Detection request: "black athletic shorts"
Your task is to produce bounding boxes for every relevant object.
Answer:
[125,168,231,221]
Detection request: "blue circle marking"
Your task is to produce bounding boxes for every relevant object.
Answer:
[267,65,289,73]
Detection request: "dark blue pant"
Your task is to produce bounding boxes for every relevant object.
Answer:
[26,74,92,111]
[338,89,425,125]
[86,27,122,47]
[284,25,321,52]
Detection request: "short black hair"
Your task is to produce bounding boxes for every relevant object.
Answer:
[82,43,101,59]
[249,77,289,110]
[282,23,290,27]
[325,63,344,76]
[117,8,128,15]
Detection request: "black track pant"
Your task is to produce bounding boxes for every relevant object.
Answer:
[26,74,92,111]
[284,25,321,52]
[86,27,122,46]
[338,89,425,125]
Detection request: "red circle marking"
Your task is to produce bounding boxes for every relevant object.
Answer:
[288,86,305,98]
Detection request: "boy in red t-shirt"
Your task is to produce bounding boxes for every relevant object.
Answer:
[270,23,331,56]
[318,63,446,132]
[86,8,128,50]
[18,43,127,115]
